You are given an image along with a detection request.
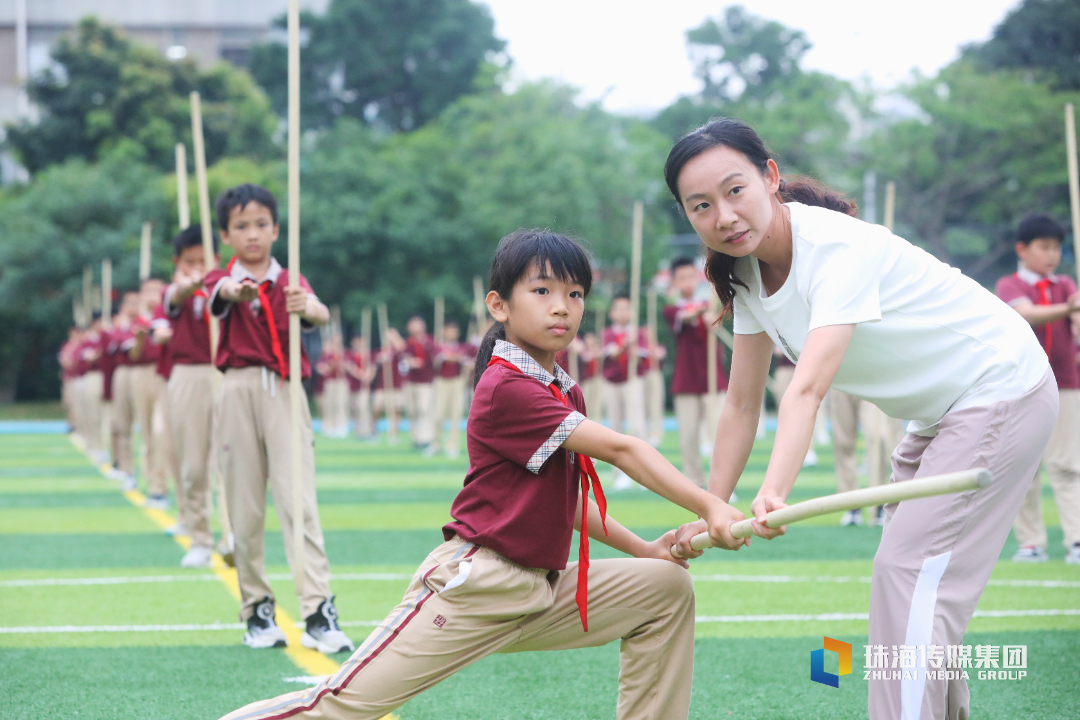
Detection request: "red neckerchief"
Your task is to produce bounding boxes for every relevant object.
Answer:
[1035,277,1054,353]
[486,355,608,631]
[408,337,427,363]
[227,257,288,380]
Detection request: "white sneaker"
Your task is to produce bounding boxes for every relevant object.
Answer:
[802,448,818,467]
[302,596,354,654]
[243,597,287,649]
[180,545,213,568]
[612,469,633,490]
[840,509,863,527]
[164,523,189,537]
[217,533,235,568]
[1011,545,1048,563]
[1066,543,1080,565]
[119,473,138,492]
[143,495,169,511]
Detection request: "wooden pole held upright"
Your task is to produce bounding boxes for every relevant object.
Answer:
[102,260,112,330]
[189,94,221,360]
[434,296,445,344]
[139,223,152,282]
[361,307,372,356]
[175,143,191,231]
[883,181,896,233]
[1066,103,1080,285]
[628,201,643,380]
[377,302,397,436]
[83,266,93,325]
[473,276,486,337]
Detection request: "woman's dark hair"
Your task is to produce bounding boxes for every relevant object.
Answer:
[472,229,593,388]
[664,117,857,317]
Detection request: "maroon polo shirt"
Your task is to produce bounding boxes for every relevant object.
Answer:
[996,270,1079,389]
[128,315,161,366]
[206,258,315,381]
[601,326,649,383]
[163,283,212,366]
[345,350,365,392]
[405,335,436,383]
[436,341,474,379]
[444,341,587,571]
[663,300,728,395]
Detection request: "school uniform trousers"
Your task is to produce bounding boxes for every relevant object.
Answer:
[431,373,466,455]
[221,535,696,720]
[351,387,373,438]
[1012,387,1080,550]
[168,363,223,550]
[830,389,902,493]
[405,380,434,445]
[869,369,1057,720]
[603,378,645,439]
[79,370,105,454]
[581,377,603,422]
[673,392,724,489]
[111,366,135,475]
[643,369,665,447]
[217,366,333,621]
[323,378,349,435]
[130,364,173,497]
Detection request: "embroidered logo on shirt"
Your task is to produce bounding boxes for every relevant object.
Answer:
[433,615,447,628]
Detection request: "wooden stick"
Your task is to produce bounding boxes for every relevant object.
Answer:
[883,181,896,233]
[684,469,992,551]
[628,201,643,380]
[83,266,93,326]
[286,0,305,592]
[434,296,445,344]
[72,296,82,329]
[473,276,486,335]
[102,259,112,330]
[377,302,397,434]
[175,143,190,231]
[361,307,372,357]
[139,222,152,282]
[331,305,343,346]
[1067,103,1080,285]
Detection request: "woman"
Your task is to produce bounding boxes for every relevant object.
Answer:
[670,118,1056,720]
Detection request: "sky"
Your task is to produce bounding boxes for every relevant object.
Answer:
[479,1,1023,115]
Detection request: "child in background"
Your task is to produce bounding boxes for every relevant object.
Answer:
[109,291,141,490]
[602,295,647,489]
[371,328,406,444]
[996,214,1080,564]
[431,320,473,458]
[346,336,375,439]
[404,316,437,451]
[578,331,603,420]
[129,278,174,511]
[206,183,352,653]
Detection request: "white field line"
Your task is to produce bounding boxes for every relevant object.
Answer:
[4,573,1077,589]
[3,610,1078,634]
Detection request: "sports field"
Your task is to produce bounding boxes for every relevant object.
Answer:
[1,428,1077,719]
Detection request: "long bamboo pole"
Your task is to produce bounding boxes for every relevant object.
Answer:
[102,260,112,330]
[434,296,445,344]
[139,223,152,282]
[377,302,397,437]
[1066,103,1080,285]
[361,307,372,357]
[175,143,191,231]
[473,276,486,336]
[627,201,643,380]
[83,266,93,327]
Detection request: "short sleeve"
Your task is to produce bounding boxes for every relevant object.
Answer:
[479,372,584,474]
[804,241,882,331]
[732,293,765,335]
[1063,277,1078,299]
[995,276,1032,307]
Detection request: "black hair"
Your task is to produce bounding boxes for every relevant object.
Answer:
[671,256,697,273]
[664,117,856,318]
[215,183,278,232]
[1016,214,1065,245]
[612,293,630,303]
[172,225,219,258]
[472,229,593,388]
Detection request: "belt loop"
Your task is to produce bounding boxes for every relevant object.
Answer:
[262,366,268,391]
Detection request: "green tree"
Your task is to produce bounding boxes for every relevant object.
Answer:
[249,0,506,132]
[966,0,1080,91]
[4,17,278,174]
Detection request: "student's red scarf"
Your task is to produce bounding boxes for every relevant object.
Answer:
[487,355,608,631]
[227,257,288,380]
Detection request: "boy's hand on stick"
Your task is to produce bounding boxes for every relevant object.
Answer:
[284,285,308,314]
[750,493,788,539]
[221,280,259,304]
[640,529,691,569]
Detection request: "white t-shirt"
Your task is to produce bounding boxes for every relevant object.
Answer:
[733,202,1048,436]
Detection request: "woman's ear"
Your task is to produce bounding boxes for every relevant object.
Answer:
[765,159,781,195]
[487,290,509,323]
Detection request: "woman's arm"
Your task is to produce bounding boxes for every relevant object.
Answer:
[573,494,689,567]
[563,419,747,551]
[750,323,854,539]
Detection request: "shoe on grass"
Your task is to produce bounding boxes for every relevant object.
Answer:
[874,505,886,527]
[840,509,863,527]
[164,522,188,537]
[217,533,235,568]
[1011,545,1048,563]
[302,596,354,654]
[119,473,138,492]
[143,495,169,511]
[1065,543,1080,565]
[243,597,287,649]
[180,545,213,568]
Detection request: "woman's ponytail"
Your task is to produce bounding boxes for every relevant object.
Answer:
[472,321,507,388]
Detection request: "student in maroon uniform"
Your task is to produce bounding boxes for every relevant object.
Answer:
[205,183,353,654]
[403,316,437,451]
[996,214,1080,564]
[221,228,743,720]
[129,278,174,510]
[430,320,473,457]
[345,336,375,439]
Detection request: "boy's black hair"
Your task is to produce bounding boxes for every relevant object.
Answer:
[215,183,278,232]
[472,229,593,388]
[671,256,696,273]
[172,225,219,258]
[612,293,631,303]
[1017,214,1065,245]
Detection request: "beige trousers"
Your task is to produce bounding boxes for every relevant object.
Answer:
[831,390,904,493]
[217,367,333,621]
[322,378,349,436]
[168,364,221,549]
[351,389,372,438]
[404,381,434,446]
[130,365,172,497]
[581,377,603,420]
[1013,388,1080,549]
[221,536,696,720]
[604,378,645,438]
[371,388,403,443]
[643,370,665,447]
[674,392,724,488]
[111,366,135,475]
[79,371,104,453]
[62,378,76,429]
[431,374,466,455]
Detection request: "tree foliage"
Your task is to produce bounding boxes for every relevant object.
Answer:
[4,17,278,174]
[966,0,1080,91]
[249,0,506,132]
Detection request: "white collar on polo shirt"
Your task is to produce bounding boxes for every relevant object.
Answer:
[230,256,284,286]
[492,339,576,395]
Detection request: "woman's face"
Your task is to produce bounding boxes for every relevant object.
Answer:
[676,144,780,258]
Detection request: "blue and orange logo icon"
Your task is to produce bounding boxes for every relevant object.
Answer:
[811,636,852,687]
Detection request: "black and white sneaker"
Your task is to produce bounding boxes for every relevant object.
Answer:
[302,596,355,654]
[243,597,287,649]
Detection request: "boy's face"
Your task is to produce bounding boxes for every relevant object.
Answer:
[141,280,164,310]
[1016,237,1062,277]
[407,318,426,337]
[672,264,699,297]
[351,337,364,352]
[220,202,278,266]
[443,323,460,342]
[121,293,140,318]
[609,298,631,326]
[174,245,217,277]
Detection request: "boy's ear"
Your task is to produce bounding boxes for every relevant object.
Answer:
[270,223,281,241]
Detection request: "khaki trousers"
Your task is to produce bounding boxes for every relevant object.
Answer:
[674,392,724,488]
[404,381,434,446]
[869,370,1057,720]
[168,364,221,549]
[431,374,466,455]
[1013,388,1080,549]
[218,366,332,621]
[581,377,603,420]
[111,366,135,475]
[603,378,645,438]
[322,378,349,436]
[351,389,372,438]
[221,536,696,720]
[643,370,665,447]
[130,365,170,496]
[79,371,104,453]
[371,388,403,443]
[831,390,904,493]
[62,378,76,429]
